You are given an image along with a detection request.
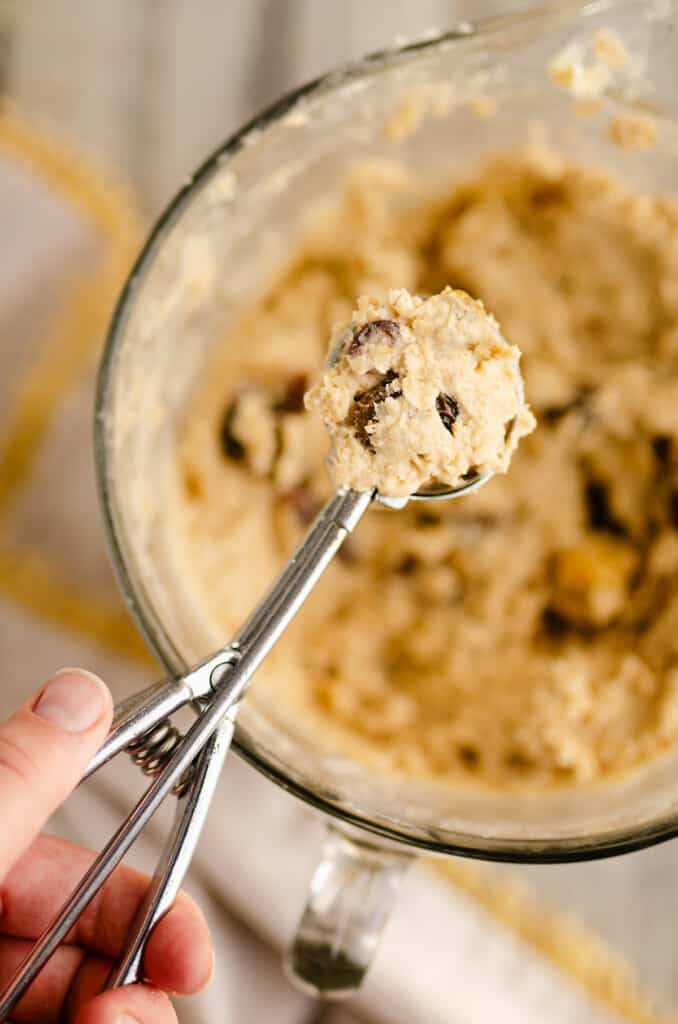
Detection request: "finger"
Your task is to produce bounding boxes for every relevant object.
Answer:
[0,669,112,879]
[67,964,178,1024]
[140,897,214,995]
[0,924,204,1023]
[0,933,91,1022]
[73,985,177,1024]
[1,836,213,994]
[0,935,176,1024]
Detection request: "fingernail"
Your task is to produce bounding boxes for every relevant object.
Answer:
[116,1016,140,1024]
[34,669,108,733]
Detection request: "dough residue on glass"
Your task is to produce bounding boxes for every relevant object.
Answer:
[173,147,678,791]
[607,111,657,151]
[548,27,628,100]
[305,287,534,497]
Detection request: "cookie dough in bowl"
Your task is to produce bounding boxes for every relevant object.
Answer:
[173,145,678,794]
[305,287,535,497]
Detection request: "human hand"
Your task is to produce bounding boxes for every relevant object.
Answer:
[0,669,213,1023]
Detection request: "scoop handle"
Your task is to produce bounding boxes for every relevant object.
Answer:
[107,709,236,987]
[0,489,372,1017]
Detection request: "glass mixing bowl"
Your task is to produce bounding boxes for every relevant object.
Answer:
[96,0,678,996]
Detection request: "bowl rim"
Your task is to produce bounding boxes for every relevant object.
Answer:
[94,0,678,863]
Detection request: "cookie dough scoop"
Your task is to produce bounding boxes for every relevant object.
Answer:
[0,289,533,1017]
[307,286,534,509]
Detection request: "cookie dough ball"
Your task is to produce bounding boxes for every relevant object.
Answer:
[305,287,535,497]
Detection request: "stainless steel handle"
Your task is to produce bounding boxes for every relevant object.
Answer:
[108,710,236,987]
[234,488,372,652]
[0,488,371,1016]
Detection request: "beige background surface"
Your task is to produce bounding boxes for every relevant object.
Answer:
[2,0,527,213]
[0,2,677,1022]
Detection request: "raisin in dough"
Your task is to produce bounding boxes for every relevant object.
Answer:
[305,287,535,497]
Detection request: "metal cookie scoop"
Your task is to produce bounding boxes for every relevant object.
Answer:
[0,387,524,1015]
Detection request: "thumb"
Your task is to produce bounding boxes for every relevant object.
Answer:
[0,669,112,880]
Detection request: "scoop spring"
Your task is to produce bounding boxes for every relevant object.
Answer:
[127,719,193,796]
